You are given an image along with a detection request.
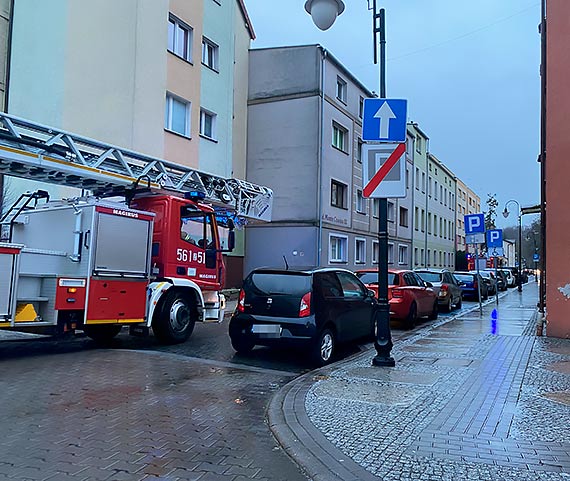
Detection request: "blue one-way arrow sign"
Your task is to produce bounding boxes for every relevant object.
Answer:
[363,98,407,142]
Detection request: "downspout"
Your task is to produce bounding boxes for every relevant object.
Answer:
[317,48,326,266]
[424,141,429,267]
[410,143,415,267]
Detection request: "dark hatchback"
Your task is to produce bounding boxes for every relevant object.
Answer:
[454,271,489,301]
[229,267,377,365]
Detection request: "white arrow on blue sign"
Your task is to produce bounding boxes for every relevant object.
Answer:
[486,229,503,248]
[362,98,407,142]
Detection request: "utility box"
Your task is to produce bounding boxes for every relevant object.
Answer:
[0,244,23,324]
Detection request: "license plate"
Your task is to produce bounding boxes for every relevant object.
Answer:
[252,324,282,335]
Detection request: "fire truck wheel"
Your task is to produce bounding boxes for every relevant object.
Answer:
[83,324,122,343]
[153,289,196,344]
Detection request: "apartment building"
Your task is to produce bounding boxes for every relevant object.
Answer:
[408,122,429,268]
[425,153,456,269]
[0,0,11,213]
[245,45,413,274]
[5,0,254,283]
[455,178,481,259]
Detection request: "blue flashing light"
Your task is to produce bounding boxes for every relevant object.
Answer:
[185,190,206,201]
[490,308,499,335]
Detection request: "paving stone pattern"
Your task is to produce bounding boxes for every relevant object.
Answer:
[306,285,570,480]
[0,350,309,481]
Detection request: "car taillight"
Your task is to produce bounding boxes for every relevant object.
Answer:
[439,284,448,297]
[392,289,404,298]
[473,280,478,290]
[299,292,311,317]
[441,284,448,291]
[238,289,245,313]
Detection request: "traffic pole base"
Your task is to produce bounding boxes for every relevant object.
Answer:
[372,355,395,367]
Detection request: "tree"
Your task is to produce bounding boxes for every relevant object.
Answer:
[485,193,498,230]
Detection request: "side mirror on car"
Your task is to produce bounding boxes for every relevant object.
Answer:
[367,289,377,298]
[425,281,433,288]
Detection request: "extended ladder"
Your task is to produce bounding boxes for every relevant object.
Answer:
[0,113,272,222]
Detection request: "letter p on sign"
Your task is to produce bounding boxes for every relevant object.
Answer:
[464,213,484,234]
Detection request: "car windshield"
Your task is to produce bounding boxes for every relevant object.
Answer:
[249,273,312,295]
[356,272,397,286]
[416,272,442,283]
[454,274,474,282]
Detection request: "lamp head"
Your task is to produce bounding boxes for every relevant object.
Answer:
[502,207,509,219]
[304,0,345,31]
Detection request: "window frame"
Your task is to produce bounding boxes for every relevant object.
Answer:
[165,93,191,138]
[356,189,366,214]
[199,108,217,140]
[398,244,408,265]
[332,122,348,153]
[355,237,366,264]
[329,233,348,263]
[336,76,347,103]
[201,36,219,71]
[168,14,193,63]
[331,179,348,209]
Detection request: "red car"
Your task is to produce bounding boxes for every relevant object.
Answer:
[355,269,438,328]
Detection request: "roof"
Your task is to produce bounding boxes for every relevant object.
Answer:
[237,0,255,40]
[250,266,354,275]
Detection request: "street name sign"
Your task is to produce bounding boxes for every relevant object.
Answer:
[362,98,407,142]
[362,143,406,198]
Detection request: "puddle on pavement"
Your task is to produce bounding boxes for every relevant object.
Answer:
[345,367,440,385]
[313,379,422,406]
[541,391,570,406]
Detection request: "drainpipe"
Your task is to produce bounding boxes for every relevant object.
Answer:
[424,141,430,267]
[317,48,327,266]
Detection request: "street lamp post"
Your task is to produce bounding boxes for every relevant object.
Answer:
[305,0,395,367]
[503,200,522,292]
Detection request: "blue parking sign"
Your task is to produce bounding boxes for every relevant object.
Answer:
[464,214,485,234]
[486,229,503,248]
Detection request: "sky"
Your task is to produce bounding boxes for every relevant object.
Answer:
[243,0,542,228]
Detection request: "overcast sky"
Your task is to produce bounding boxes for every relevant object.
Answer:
[244,0,542,228]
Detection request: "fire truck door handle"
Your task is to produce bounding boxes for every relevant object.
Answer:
[84,230,90,249]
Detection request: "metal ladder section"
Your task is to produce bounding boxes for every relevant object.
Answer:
[0,190,50,242]
[0,112,272,223]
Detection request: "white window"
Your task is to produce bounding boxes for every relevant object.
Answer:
[329,234,348,263]
[200,109,216,139]
[398,245,408,265]
[416,136,422,153]
[165,93,190,137]
[373,199,379,218]
[168,14,193,62]
[388,243,394,264]
[202,37,219,70]
[336,76,347,103]
[387,201,395,222]
[331,179,348,209]
[355,238,366,264]
[356,189,365,213]
[372,241,379,264]
[332,123,348,152]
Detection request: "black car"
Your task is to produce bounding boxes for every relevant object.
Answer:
[229,267,377,365]
[454,271,489,301]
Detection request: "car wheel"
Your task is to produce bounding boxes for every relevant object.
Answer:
[406,302,417,329]
[83,324,122,343]
[152,289,196,344]
[312,328,335,366]
[231,334,255,354]
[444,298,452,313]
[456,296,462,309]
[428,301,438,321]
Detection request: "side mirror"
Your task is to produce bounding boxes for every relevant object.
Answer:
[458,281,465,286]
[425,282,433,288]
[367,289,377,298]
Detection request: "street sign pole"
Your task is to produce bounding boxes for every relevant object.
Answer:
[494,256,499,305]
[475,245,482,317]
[372,6,394,367]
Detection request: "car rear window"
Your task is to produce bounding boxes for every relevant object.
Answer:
[356,272,397,285]
[416,272,442,283]
[454,274,474,282]
[249,273,312,295]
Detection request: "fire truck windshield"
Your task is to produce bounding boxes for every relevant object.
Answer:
[180,212,215,249]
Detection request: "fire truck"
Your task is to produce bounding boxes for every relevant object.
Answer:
[0,113,272,344]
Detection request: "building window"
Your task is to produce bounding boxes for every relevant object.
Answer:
[421,209,425,232]
[406,169,410,189]
[331,180,348,209]
[420,248,425,265]
[199,109,216,139]
[406,136,414,158]
[427,213,432,234]
[202,37,219,70]
[399,206,408,227]
[356,190,366,213]
[415,167,420,190]
[414,247,419,266]
[165,93,190,137]
[398,245,408,265]
[434,215,438,236]
[387,201,395,222]
[421,172,426,193]
[434,181,438,200]
[414,207,419,231]
[439,217,443,237]
[388,243,394,264]
[427,249,431,266]
[359,96,364,118]
[355,238,366,264]
[416,136,422,154]
[373,199,379,218]
[168,14,193,62]
[440,185,443,203]
[329,234,348,263]
[336,76,347,103]
[357,139,363,163]
[372,241,379,264]
[332,123,348,152]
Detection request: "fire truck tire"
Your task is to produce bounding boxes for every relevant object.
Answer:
[152,289,196,344]
[83,324,122,343]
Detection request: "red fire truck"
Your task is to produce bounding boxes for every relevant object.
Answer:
[0,113,272,344]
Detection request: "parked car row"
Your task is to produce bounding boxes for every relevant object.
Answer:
[228,263,521,366]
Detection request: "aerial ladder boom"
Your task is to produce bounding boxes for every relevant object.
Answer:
[0,112,272,222]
